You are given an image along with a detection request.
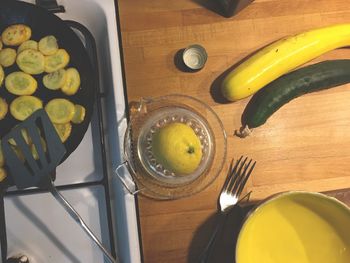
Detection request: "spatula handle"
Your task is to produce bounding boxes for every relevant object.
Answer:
[47,181,118,263]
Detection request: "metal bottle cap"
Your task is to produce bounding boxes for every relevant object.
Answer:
[182,44,208,70]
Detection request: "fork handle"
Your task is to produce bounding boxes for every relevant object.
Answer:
[47,181,118,263]
[199,213,228,263]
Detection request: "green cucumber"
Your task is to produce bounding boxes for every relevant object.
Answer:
[240,60,350,136]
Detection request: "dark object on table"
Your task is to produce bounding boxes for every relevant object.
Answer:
[206,205,252,263]
[218,0,254,17]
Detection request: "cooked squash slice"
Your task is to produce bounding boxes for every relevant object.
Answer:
[0,38,3,50]
[44,49,70,73]
[10,96,43,121]
[38,35,58,56]
[0,139,27,166]
[43,69,66,90]
[1,24,31,46]
[0,167,7,182]
[45,98,75,124]
[53,122,72,142]
[0,48,16,67]
[5,71,37,95]
[72,104,86,124]
[0,65,4,86]
[8,128,32,146]
[17,49,45,75]
[0,144,4,167]
[61,68,80,95]
[18,40,38,54]
[12,146,25,162]
[0,97,8,120]
[31,138,47,160]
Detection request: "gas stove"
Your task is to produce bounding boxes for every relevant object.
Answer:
[0,0,141,262]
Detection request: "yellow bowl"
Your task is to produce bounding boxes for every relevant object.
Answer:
[236,191,350,263]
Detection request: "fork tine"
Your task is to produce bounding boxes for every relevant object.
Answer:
[222,156,241,191]
[230,158,251,194]
[225,159,235,185]
[236,160,256,197]
[227,156,247,193]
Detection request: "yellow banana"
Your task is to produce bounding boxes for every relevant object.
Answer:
[222,24,350,101]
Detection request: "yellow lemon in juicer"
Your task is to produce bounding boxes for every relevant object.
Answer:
[151,122,202,175]
[236,192,350,263]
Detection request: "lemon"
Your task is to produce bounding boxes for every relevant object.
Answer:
[152,122,202,175]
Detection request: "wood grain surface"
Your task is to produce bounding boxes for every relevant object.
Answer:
[117,0,350,262]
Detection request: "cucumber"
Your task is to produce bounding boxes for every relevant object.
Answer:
[240,60,350,135]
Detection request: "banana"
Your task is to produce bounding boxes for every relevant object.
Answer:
[222,24,350,101]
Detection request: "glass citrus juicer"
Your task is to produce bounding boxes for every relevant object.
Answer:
[116,94,227,200]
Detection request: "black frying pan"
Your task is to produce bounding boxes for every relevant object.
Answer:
[0,0,96,175]
[0,1,97,260]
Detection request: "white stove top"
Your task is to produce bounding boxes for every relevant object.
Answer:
[6,187,110,262]
[2,1,140,262]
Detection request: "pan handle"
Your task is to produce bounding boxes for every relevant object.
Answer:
[35,0,65,13]
[47,181,118,263]
[115,162,141,195]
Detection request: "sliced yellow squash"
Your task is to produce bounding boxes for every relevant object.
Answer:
[8,129,32,146]
[39,35,58,56]
[12,146,25,162]
[5,71,37,95]
[31,138,47,160]
[10,96,43,121]
[0,167,7,182]
[17,49,45,75]
[45,98,75,124]
[0,97,8,120]
[0,65,4,86]
[44,49,70,73]
[53,122,72,142]
[43,69,66,90]
[61,68,80,95]
[71,104,86,124]
[0,48,16,67]
[1,24,31,46]
[18,40,38,53]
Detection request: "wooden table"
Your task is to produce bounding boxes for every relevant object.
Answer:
[117,0,350,262]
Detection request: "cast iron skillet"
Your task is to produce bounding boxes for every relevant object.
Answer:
[0,1,96,261]
[0,0,96,153]
[0,0,96,187]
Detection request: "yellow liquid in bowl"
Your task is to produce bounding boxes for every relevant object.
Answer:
[236,192,350,263]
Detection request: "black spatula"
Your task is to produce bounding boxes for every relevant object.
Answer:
[1,109,117,263]
[2,109,65,189]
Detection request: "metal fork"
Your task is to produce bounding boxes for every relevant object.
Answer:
[199,156,256,263]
